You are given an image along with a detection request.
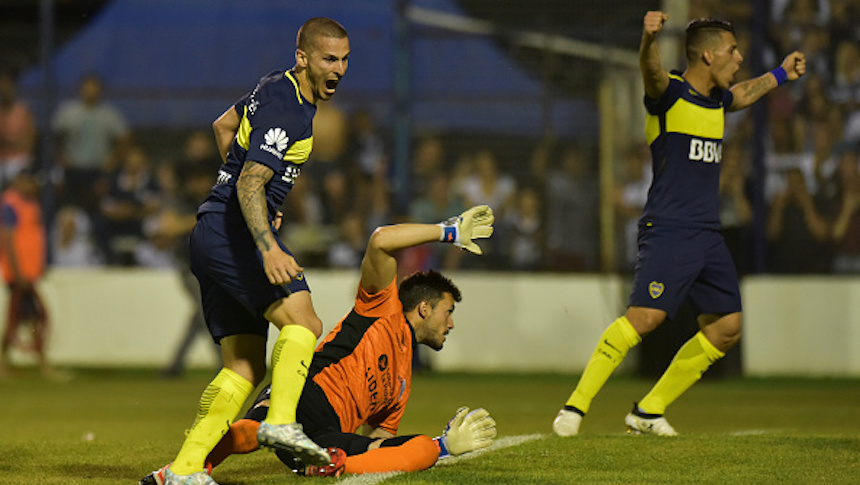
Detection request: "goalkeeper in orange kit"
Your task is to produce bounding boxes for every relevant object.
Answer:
[142,206,497,482]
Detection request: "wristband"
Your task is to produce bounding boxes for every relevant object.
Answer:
[771,66,787,86]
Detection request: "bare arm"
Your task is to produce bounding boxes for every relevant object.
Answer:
[360,224,443,294]
[360,425,396,440]
[730,51,806,111]
[639,11,670,100]
[236,161,301,285]
[213,107,241,164]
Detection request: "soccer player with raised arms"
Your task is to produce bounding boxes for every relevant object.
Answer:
[553,11,806,436]
[158,18,350,485]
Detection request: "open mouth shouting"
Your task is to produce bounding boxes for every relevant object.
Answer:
[324,78,340,96]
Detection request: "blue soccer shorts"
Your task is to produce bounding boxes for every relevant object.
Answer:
[628,225,742,319]
[189,211,310,343]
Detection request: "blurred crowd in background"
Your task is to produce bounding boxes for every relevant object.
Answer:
[0,0,858,277]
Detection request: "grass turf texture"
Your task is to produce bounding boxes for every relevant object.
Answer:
[1,369,857,484]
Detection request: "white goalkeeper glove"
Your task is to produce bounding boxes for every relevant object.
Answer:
[438,205,495,255]
[433,407,497,458]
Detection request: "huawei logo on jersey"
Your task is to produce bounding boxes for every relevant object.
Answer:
[261,128,289,158]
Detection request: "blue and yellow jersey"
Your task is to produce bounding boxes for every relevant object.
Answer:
[640,72,733,230]
[198,70,316,219]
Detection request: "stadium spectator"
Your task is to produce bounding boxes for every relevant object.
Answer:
[553,12,806,437]
[141,205,496,482]
[459,149,513,269]
[410,135,447,200]
[52,72,130,215]
[408,173,466,271]
[544,144,599,272]
[0,171,54,379]
[50,206,103,267]
[719,144,753,276]
[154,146,221,376]
[614,143,652,272]
[348,108,386,178]
[0,68,36,190]
[767,168,832,273]
[99,144,162,265]
[505,184,544,271]
[830,150,860,273]
[159,18,351,485]
[327,211,366,268]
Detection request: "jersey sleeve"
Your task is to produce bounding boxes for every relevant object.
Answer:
[721,88,734,111]
[368,397,408,435]
[243,83,298,174]
[355,278,402,319]
[644,75,685,115]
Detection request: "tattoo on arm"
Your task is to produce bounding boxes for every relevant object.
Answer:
[237,161,276,252]
[731,74,776,111]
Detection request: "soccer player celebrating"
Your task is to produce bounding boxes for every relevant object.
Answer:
[159,18,350,485]
[553,12,806,436]
[141,206,496,482]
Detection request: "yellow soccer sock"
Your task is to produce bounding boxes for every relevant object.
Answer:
[265,325,317,424]
[172,368,254,475]
[638,331,725,415]
[565,316,642,414]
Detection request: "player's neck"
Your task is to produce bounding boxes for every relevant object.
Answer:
[682,67,716,97]
[291,67,317,105]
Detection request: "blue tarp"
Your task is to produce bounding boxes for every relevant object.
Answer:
[20,0,595,137]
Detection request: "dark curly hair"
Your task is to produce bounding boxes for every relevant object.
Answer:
[399,270,461,312]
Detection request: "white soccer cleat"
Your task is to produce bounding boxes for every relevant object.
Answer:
[624,410,678,436]
[256,421,331,467]
[552,408,583,436]
[163,468,218,485]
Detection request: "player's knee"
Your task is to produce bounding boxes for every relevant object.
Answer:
[301,316,324,338]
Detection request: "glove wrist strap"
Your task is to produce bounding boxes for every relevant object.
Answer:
[433,436,452,459]
[438,217,461,244]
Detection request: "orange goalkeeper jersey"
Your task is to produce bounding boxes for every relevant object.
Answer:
[310,277,414,435]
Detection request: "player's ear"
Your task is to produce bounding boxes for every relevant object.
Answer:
[295,48,308,68]
[418,301,427,319]
[702,49,713,66]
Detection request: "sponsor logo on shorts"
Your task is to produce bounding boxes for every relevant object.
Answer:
[649,281,664,299]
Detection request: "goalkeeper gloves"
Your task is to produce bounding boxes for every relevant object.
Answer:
[434,407,497,459]
[438,205,495,255]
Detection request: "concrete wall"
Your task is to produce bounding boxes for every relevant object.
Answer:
[4,269,859,376]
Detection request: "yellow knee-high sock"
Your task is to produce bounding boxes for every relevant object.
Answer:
[565,316,641,414]
[265,325,316,424]
[172,368,254,475]
[638,331,725,415]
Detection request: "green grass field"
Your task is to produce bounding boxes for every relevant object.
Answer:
[1,369,858,484]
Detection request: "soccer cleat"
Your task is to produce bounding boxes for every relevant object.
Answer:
[139,464,212,485]
[162,467,218,485]
[304,447,347,477]
[256,421,331,467]
[552,408,583,436]
[624,405,678,436]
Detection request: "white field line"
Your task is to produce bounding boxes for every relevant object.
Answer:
[728,429,787,436]
[337,434,544,485]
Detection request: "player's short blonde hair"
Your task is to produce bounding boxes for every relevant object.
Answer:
[296,17,348,53]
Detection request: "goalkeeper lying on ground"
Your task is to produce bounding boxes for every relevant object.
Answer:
[142,205,497,482]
